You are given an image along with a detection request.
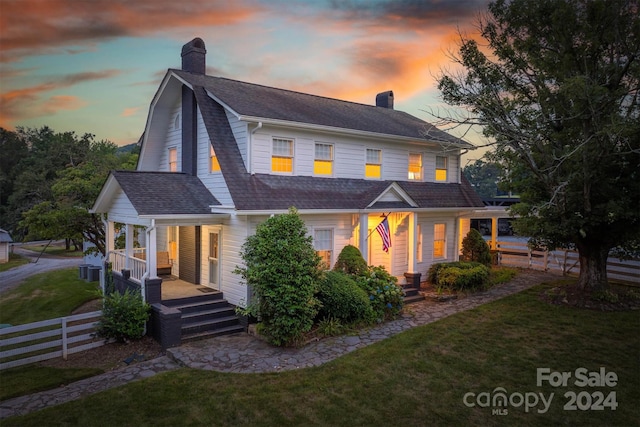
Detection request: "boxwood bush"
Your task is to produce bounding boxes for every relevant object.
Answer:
[316,271,373,323]
[332,245,369,276]
[427,261,490,291]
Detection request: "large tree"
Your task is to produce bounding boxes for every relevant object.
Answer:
[436,0,640,291]
[17,129,138,254]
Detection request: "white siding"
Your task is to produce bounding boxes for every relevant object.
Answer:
[159,101,182,172]
[226,110,249,168]
[196,108,233,205]
[108,189,147,225]
[248,124,461,183]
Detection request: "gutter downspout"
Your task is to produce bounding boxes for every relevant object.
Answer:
[249,122,263,174]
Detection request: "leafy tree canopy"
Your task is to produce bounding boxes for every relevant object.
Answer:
[0,127,138,254]
[436,0,640,291]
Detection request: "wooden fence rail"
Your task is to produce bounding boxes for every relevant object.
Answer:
[496,241,640,285]
[0,310,105,370]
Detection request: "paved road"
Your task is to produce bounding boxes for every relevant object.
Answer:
[0,245,82,294]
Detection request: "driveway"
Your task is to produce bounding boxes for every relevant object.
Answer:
[0,245,83,294]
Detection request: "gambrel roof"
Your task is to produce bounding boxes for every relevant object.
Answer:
[190,84,484,212]
[172,69,471,147]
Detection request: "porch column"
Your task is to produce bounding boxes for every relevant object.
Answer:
[407,212,417,273]
[105,219,115,254]
[359,213,369,264]
[125,223,134,269]
[147,222,158,279]
[491,217,498,250]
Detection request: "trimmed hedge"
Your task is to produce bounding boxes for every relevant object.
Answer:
[427,261,490,291]
[333,245,369,276]
[316,271,373,323]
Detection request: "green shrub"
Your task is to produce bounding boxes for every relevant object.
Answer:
[355,266,404,320]
[316,271,373,323]
[317,317,344,336]
[234,208,322,346]
[333,245,369,276]
[428,261,490,292]
[96,289,150,342]
[461,229,492,266]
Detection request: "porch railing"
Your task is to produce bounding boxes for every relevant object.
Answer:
[108,248,147,283]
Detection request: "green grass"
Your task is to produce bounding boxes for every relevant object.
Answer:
[0,366,104,401]
[3,280,638,426]
[0,253,30,272]
[0,268,99,325]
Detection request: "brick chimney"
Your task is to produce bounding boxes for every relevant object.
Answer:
[376,90,394,109]
[181,38,206,176]
[181,38,206,74]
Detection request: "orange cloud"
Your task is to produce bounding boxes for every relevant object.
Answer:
[0,0,264,62]
[121,107,140,117]
[0,70,120,122]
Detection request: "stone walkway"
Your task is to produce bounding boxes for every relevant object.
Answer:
[0,270,558,420]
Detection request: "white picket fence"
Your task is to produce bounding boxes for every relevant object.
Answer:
[496,241,640,284]
[0,311,105,370]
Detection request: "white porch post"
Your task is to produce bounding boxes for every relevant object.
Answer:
[359,213,369,264]
[105,220,115,254]
[407,212,417,273]
[125,223,134,269]
[147,222,158,279]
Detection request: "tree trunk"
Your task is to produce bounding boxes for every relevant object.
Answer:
[575,243,609,292]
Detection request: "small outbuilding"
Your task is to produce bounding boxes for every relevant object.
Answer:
[0,229,13,263]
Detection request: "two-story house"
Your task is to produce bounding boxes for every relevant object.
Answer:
[92,38,484,347]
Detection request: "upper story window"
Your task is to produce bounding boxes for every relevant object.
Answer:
[314,143,333,176]
[408,152,422,181]
[168,147,178,172]
[435,156,448,181]
[174,113,181,130]
[314,228,333,269]
[366,148,382,179]
[210,145,220,173]
[272,138,294,173]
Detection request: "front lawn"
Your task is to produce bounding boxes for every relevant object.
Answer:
[4,279,638,426]
[0,268,99,325]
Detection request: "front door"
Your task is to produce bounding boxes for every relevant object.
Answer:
[208,231,220,289]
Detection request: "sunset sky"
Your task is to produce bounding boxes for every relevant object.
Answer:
[1,0,490,158]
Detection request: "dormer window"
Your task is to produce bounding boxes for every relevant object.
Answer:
[408,152,422,181]
[314,143,333,176]
[210,145,220,173]
[272,138,294,173]
[436,156,448,181]
[366,148,382,179]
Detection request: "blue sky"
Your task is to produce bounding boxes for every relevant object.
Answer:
[0,0,489,155]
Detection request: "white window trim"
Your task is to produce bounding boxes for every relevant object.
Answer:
[168,146,178,172]
[314,142,334,176]
[365,148,382,179]
[433,223,446,260]
[408,152,423,181]
[313,227,334,269]
[435,155,448,182]
[271,137,295,174]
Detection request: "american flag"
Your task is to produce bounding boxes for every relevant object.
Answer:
[376,217,392,253]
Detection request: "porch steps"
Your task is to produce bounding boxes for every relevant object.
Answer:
[402,284,425,305]
[163,292,245,342]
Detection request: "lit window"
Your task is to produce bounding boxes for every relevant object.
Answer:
[436,156,448,181]
[434,223,446,258]
[314,143,333,175]
[168,147,177,172]
[366,148,382,178]
[314,229,333,269]
[272,138,293,173]
[408,152,422,180]
[210,145,220,173]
